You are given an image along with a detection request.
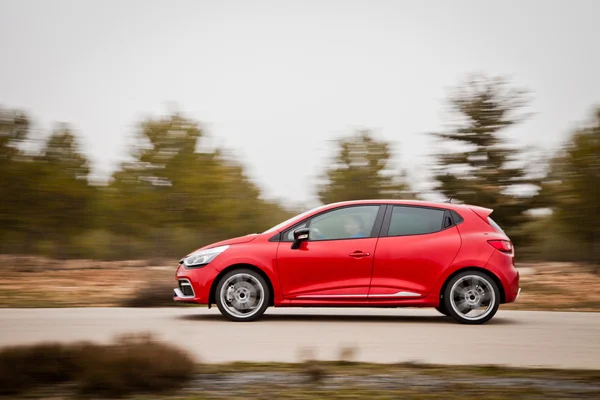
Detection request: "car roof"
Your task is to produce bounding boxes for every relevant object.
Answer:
[322,199,473,211]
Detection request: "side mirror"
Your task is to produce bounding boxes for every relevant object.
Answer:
[291,227,310,250]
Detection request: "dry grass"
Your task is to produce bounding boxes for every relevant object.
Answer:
[503,262,600,311]
[0,255,176,307]
[0,255,599,311]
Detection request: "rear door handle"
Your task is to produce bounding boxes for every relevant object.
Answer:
[349,251,370,258]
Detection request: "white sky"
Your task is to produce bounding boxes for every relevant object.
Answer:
[1,0,598,206]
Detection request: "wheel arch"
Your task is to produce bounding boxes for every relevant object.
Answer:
[209,263,275,307]
[439,266,506,304]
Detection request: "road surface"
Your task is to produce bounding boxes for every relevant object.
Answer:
[0,307,598,369]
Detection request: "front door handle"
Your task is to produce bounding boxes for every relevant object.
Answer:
[349,251,370,258]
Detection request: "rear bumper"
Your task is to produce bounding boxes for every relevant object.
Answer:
[484,250,520,303]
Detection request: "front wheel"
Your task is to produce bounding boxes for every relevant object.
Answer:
[435,303,450,317]
[215,269,270,322]
[443,271,500,325]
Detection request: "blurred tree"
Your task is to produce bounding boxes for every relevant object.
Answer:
[0,107,35,252]
[33,125,94,257]
[0,107,29,162]
[317,130,413,204]
[542,108,600,264]
[432,74,541,244]
[105,112,293,258]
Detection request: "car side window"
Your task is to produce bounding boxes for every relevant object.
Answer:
[387,206,445,236]
[308,206,380,241]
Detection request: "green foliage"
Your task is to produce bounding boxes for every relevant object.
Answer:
[317,130,414,204]
[0,107,293,260]
[1,93,598,264]
[102,113,293,257]
[542,108,600,263]
[431,74,541,244]
[0,107,32,239]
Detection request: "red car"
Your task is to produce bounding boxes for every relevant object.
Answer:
[174,200,520,324]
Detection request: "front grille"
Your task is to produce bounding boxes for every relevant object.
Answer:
[178,280,195,297]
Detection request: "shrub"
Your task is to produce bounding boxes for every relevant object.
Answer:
[337,345,358,365]
[0,334,195,397]
[77,333,195,397]
[297,347,326,385]
[0,342,79,395]
[121,279,176,307]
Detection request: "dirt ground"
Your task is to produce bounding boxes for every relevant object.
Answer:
[0,255,599,310]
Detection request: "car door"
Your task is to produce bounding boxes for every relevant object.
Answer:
[276,205,384,299]
[368,205,462,299]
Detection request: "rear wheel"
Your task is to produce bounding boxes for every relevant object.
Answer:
[443,271,500,325]
[215,269,270,322]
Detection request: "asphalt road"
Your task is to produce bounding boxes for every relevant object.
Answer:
[1,307,598,369]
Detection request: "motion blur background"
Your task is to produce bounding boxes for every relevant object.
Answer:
[1,2,600,398]
[0,0,598,264]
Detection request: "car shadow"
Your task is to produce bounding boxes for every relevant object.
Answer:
[178,312,518,325]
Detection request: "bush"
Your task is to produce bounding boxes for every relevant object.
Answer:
[121,279,177,307]
[0,334,195,397]
[78,333,195,397]
[0,342,79,395]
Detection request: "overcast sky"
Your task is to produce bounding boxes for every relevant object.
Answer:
[1,0,598,206]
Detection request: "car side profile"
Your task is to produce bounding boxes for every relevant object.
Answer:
[173,200,520,324]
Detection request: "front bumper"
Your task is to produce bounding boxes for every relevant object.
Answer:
[173,263,218,304]
[173,278,197,302]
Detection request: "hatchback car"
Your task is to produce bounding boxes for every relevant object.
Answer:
[173,200,520,324]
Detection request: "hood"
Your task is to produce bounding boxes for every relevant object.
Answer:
[199,233,259,251]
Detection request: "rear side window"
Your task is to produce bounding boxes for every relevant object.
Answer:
[387,206,445,236]
[488,217,505,234]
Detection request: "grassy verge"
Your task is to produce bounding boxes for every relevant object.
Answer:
[7,360,600,399]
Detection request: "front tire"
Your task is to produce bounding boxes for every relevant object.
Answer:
[215,269,270,322]
[443,271,500,325]
[435,303,451,317]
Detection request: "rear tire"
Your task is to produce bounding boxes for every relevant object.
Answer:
[215,268,269,322]
[443,270,500,325]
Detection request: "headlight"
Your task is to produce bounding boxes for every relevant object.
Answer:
[182,245,229,267]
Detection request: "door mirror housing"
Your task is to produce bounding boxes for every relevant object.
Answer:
[291,227,310,250]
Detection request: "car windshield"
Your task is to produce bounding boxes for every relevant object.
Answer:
[262,204,329,234]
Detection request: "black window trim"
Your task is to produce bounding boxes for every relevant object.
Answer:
[276,204,388,243]
[381,204,458,238]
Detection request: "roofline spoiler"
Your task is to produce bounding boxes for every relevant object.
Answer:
[467,205,494,222]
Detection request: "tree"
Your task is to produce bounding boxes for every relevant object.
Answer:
[0,107,36,252]
[105,112,291,258]
[33,124,94,257]
[317,130,413,204]
[432,74,541,243]
[543,108,600,264]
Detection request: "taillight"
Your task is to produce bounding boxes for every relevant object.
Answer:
[488,240,513,253]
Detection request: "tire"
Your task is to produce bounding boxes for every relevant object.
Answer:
[435,303,451,317]
[215,268,270,322]
[443,270,500,325]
